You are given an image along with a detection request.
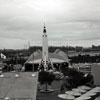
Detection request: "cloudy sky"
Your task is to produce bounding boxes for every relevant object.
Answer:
[0,0,100,49]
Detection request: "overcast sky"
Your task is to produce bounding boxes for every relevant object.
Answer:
[0,0,100,49]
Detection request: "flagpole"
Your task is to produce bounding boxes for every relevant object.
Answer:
[0,53,6,77]
[33,53,34,72]
[32,53,35,77]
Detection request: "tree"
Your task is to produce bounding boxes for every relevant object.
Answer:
[38,70,55,93]
[61,68,94,90]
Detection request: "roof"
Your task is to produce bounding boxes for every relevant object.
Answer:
[25,49,69,64]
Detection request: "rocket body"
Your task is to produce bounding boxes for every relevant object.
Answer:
[42,26,48,68]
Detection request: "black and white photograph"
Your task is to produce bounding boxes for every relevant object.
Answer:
[0,0,100,100]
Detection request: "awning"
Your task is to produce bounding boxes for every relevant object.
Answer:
[27,58,66,64]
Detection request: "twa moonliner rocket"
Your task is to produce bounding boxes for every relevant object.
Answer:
[42,25,49,69]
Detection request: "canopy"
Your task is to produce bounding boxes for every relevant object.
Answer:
[25,49,69,64]
[27,58,66,64]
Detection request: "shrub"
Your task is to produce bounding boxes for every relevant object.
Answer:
[38,70,55,85]
[61,68,94,89]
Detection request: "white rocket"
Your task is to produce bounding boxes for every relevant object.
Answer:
[42,25,49,69]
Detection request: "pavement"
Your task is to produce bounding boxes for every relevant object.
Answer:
[0,72,38,100]
[36,80,63,100]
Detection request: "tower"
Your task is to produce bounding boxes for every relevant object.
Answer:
[42,25,49,69]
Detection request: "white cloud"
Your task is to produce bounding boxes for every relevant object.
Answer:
[0,0,100,49]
